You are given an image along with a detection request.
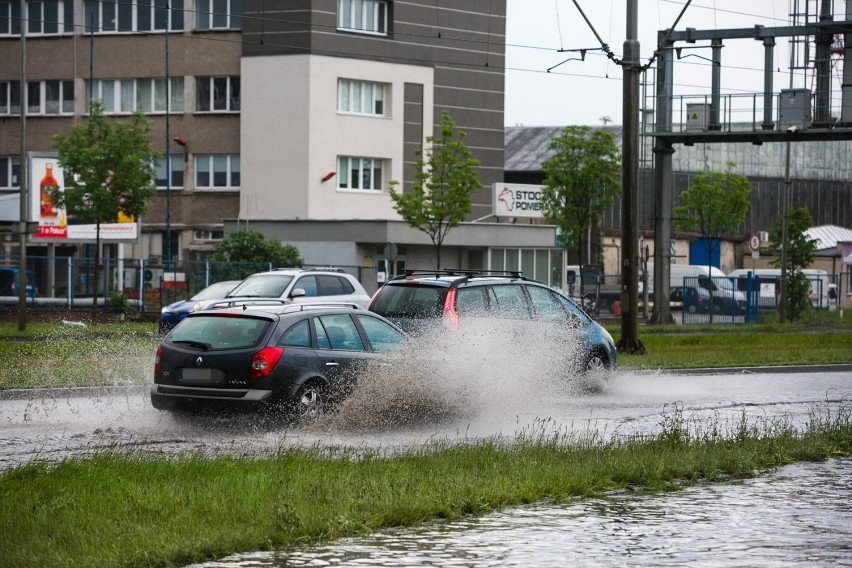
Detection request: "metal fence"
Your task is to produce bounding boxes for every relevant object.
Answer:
[0,255,379,313]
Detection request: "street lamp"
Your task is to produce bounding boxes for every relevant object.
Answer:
[173,135,188,161]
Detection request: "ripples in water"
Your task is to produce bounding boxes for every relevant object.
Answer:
[191,457,852,567]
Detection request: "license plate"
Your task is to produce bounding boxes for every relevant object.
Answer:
[181,367,223,384]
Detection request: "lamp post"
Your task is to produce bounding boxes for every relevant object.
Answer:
[164,2,171,267]
[17,0,28,330]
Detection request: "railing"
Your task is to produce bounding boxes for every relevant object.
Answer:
[0,255,379,313]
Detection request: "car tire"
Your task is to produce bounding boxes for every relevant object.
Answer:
[584,351,609,374]
[576,351,610,392]
[292,381,327,422]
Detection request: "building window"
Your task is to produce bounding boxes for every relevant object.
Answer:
[195,155,240,189]
[155,155,184,189]
[193,229,224,242]
[26,80,74,115]
[196,0,241,30]
[196,76,240,112]
[490,248,563,289]
[0,156,20,189]
[85,0,184,33]
[0,81,21,115]
[337,0,387,35]
[1,0,73,35]
[337,79,385,116]
[337,156,383,191]
[87,78,184,114]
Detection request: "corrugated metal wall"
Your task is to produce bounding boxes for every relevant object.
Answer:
[599,140,852,234]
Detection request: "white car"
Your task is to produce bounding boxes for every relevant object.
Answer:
[214,268,371,309]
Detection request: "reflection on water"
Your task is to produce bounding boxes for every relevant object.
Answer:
[193,458,852,567]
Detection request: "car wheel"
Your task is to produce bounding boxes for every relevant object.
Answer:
[584,352,609,373]
[577,351,610,393]
[292,381,327,422]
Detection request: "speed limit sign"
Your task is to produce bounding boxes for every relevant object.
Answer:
[749,235,760,251]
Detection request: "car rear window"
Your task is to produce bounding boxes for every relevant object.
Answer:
[371,283,445,318]
[169,315,271,350]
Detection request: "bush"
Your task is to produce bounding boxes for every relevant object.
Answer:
[105,291,130,314]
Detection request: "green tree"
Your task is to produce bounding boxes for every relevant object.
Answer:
[388,111,481,269]
[209,229,303,281]
[540,121,621,297]
[769,207,816,322]
[51,101,159,323]
[674,163,751,322]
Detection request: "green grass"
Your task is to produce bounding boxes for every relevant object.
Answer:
[0,314,850,389]
[614,331,852,369]
[1,405,850,567]
[0,322,157,389]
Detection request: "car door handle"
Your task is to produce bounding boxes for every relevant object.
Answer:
[325,362,339,368]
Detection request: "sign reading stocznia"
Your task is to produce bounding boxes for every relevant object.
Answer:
[492,183,544,219]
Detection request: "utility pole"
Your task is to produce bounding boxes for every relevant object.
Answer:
[18,0,28,331]
[616,0,645,353]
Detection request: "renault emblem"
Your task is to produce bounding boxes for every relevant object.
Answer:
[196,356,203,367]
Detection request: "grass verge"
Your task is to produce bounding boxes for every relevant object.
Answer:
[0,404,850,567]
[0,317,850,389]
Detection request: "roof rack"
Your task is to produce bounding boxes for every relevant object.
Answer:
[392,268,531,281]
[279,302,364,312]
[265,266,345,273]
[209,298,289,309]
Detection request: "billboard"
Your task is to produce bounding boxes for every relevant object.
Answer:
[492,183,544,219]
[29,154,139,242]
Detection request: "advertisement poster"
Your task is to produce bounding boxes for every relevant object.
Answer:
[29,154,139,242]
[492,183,544,219]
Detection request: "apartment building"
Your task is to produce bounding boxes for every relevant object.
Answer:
[2,0,565,295]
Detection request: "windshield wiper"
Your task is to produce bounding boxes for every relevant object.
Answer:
[171,340,211,350]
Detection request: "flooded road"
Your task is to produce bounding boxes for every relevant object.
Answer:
[0,368,849,469]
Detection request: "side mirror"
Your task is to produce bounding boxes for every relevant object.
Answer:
[290,288,306,299]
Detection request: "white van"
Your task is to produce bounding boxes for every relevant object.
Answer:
[728,268,833,310]
[648,263,745,314]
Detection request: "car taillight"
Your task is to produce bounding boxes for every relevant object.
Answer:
[154,345,162,374]
[251,347,284,380]
[443,288,459,331]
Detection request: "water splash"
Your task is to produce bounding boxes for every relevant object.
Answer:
[325,319,606,432]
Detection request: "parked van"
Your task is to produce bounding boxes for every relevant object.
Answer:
[728,268,833,310]
[648,263,745,314]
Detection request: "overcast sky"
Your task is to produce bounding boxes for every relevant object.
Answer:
[504,0,848,126]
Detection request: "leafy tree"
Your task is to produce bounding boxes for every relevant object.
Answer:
[540,121,621,298]
[769,207,816,322]
[209,229,303,281]
[51,101,158,323]
[674,163,751,322]
[388,111,481,269]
